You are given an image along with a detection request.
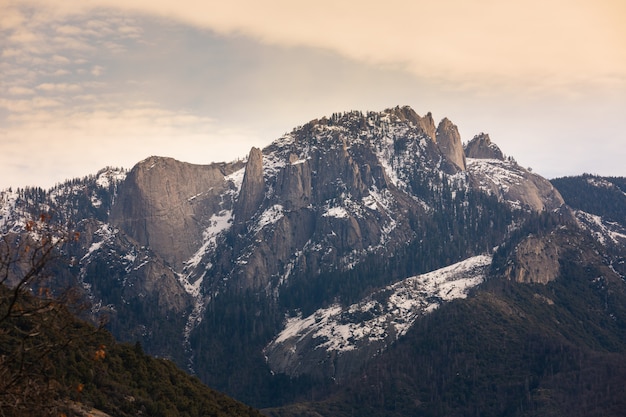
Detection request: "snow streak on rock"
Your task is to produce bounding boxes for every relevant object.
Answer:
[254,204,285,234]
[183,210,233,279]
[226,166,246,192]
[576,210,626,246]
[81,223,117,262]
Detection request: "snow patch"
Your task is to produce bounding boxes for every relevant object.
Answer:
[96,168,127,188]
[267,254,492,357]
[323,206,349,219]
[576,210,626,246]
[263,151,288,179]
[254,204,285,233]
[225,167,246,192]
[183,209,234,290]
[81,223,117,262]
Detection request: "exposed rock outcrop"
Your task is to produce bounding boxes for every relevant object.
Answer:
[466,158,564,211]
[419,111,437,143]
[504,235,561,284]
[235,147,265,223]
[436,118,466,170]
[465,133,505,160]
[279,154,313,211]
[388,106,436,142]
[110,156,243,269]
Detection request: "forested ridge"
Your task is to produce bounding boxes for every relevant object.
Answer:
[551,174,626,224]
[264,224,626,417]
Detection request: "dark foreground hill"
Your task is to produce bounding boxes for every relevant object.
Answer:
[0,285,263,417]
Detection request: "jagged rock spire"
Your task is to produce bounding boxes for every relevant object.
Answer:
[235,147,265,223]
[436,118,466,170]
[465,133,505,160]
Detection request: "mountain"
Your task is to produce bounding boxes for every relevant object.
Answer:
[1,106,625,415]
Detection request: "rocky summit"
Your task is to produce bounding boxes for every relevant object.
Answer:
[1,106,625,416]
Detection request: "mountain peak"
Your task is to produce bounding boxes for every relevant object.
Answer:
[465,133,505,160]
[235,147,265,224]
[385,106,436,141]
[436,117,466,170]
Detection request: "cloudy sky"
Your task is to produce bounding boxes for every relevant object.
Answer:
[1,0,625,189]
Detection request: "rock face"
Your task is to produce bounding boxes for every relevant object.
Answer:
[225,126,414,291]
[465,133,505,160]
[211,106,489,293]
[499,207,615,286]
[388,106,436,142]
[110,156,243,269]
[235,147,265,224]
[83,107,567,341]
[436,118,466,170]
[463,134,565,212]
[419,111,437,142]
[505,234,561,284]
[466,158,564,211]
[72,217,193,361]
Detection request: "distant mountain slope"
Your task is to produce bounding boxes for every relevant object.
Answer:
[265,213,626,417]
[551,175,626,265]
[551,174,626,225]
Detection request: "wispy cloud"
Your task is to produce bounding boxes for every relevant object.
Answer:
[0,0,624,189]
[35,83,83,92]
[6,0,625,92]
[7,86,35,96]
[27,0,622,91]
[90,65,104,77]
[0,3,149,117]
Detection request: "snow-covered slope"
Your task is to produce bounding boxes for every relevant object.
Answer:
[575,210,626,247]
[466,158,563,211]
[264,254,492,379]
